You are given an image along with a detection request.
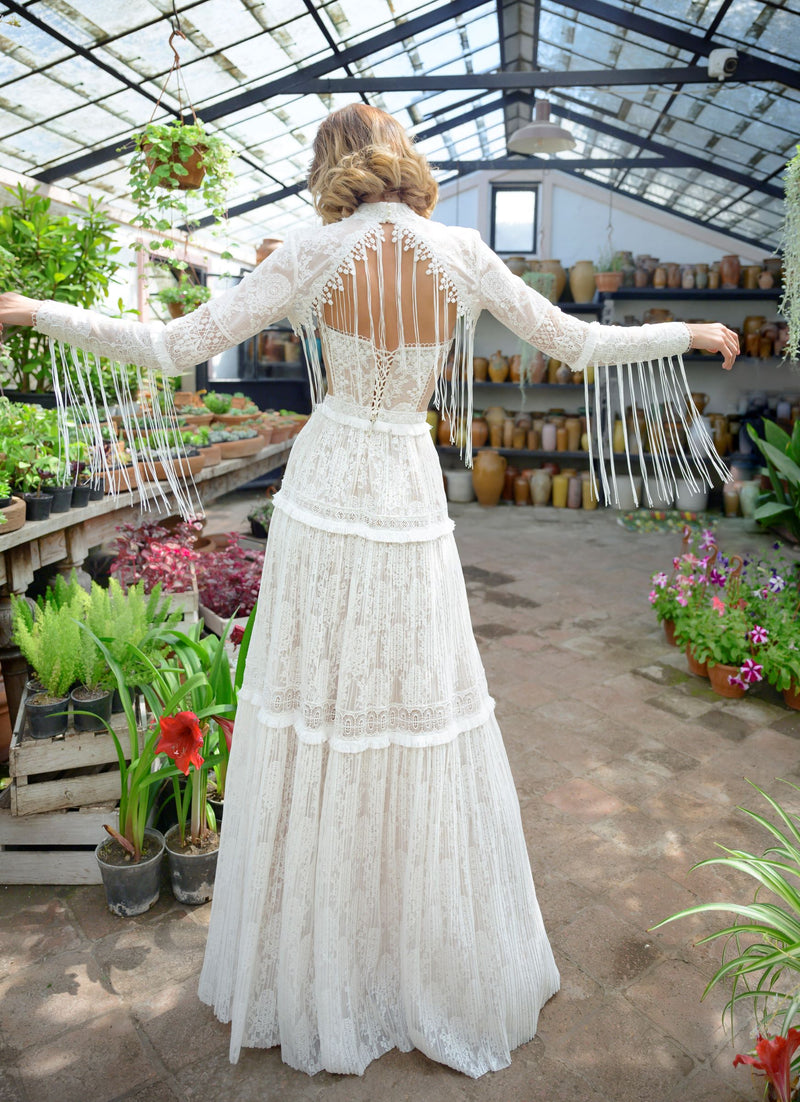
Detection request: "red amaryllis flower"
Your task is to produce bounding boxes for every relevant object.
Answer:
[156,711,204,775]
[230,624,245,647]
[215,716,234,752]
[733,1030,800,1102]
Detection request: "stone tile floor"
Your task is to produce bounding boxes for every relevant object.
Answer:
[2,495,799,1102]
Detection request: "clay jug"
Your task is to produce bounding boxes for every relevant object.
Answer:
[681,266,695,290]
[489,422,503,448]
[634,265,649,288]
[528,350,547,383]
[527,427,540,450]
[539,259,567,302]
[256,237,283,264]
[513,475,530,506]
[529,469,552,506]
[552,473,568,508]
[720,255,741,289]
[438,413,453,446]
[489,351,509,383]
[473,356,489,381]
[503,418,515,448]
[666,263,681,289]
[556,426,568,452]
[565,417,581,451]
[653,266,667,289]
[556,363,573,385]
[505,256,528,277]
[569,260,596,303]
[502,466,518,500]
[695,263,708,290]
[472,418,489,448]
[744,264,761,290]
[541,422,557,451]
[472,451,507,506]
[582,476,598,510]
[512,425,527,449]
[509,354,522,383]
[758,269,774,290]
[567,476,582,509]
[707,267,720,290]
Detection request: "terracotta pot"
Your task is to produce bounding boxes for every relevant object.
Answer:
[218,436,265,459]
[686,646,708,679]
[539,259,567,302]
[472,450,507,506]
[513,475,530,505]
[509,354,522,383]
[173,390,196,407]
[528,350,547,383]
[555,426,568,452]
[473,356,489,381]
[719,254,741,289]
[527,428,540,450]
[502,466,518,500]
[0,496,26,534]
[438,414,453,446]
[666,263,681,289]
[569,260,596,303]
[529,469,551,506]
[489,423,503,447]
[634,266,649,288]
[708,662,746,698]
[783,684,800,711]
[503,417,515,449]
[471,418,489,448]
[151,453,206,482]
[565,417,581,452]
[663,619,678,647]
[595,271,623,293]
[505,256,528,277]
[512,426,527,449]
[743,264,761,290]
[256,237,283,264]
[144,141,206,190]
[489,351,509,383]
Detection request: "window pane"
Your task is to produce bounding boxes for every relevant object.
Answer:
[493,189,536,253]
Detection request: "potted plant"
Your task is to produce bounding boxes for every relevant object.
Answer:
[594,248,625,293]
[202,390,233,416]
[11,597,76,738]
[110,518,202,621]
[207,425,264,459]
[129,120,233,258]
[747,420,800,544]
[247,500,274,540]
[0,474,25,534]
[13,456,57,522]
[69,585,115,732]
[196,535,264,624]
[152,273,211,319]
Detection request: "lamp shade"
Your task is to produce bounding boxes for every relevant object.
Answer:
[507,99,576,155]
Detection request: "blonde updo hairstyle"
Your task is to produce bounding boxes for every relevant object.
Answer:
[308,103,438,224]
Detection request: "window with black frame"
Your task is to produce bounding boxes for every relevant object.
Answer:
[490,186,539,255]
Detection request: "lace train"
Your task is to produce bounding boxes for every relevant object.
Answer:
[196,708,560,1077]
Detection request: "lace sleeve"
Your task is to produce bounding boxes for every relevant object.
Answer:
[35,233,300,376]
[474,240,691,370]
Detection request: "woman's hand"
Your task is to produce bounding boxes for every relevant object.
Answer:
[0,292,41,328]
[685,322,739,371]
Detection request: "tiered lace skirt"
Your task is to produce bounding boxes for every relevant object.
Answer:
[196,393,560,1077]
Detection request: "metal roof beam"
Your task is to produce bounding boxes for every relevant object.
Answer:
[553,0,800,91]
[274,61,781,92]
[432,156,668,171]
[35,0,488,184]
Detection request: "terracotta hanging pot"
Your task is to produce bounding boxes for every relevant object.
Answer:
[472,450,507,506]
[144,141,206,191]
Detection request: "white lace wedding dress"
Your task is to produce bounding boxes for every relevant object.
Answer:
[35,200,724,1078]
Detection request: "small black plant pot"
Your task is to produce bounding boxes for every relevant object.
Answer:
[22,492,54,522]
[95,827,166,917]
[0,495,11,508]
[70,688,112,732]
[26,694,70,739]
[164,824,220,904]
[88,482,104,501]
[111,688,125,714]
[208,795,224,827]
[249,518,269,539]
[71,484,92,508]
[45,484,74,513]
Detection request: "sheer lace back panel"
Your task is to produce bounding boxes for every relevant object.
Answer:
[318,221,457,416]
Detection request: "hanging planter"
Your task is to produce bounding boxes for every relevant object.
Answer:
[780,143,800,363]
[128,31,233,258]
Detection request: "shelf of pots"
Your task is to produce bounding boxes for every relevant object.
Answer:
[650,528,800,709]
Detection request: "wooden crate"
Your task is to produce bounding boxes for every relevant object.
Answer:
[8,693,145,817]
[0,788,112,884]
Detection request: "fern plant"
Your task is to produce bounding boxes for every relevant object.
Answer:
[12,598,79,699]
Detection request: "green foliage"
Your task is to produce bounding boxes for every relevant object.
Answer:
[595,247,625,273]
[748,420,800,543]
[653,781,800,1042]
[0,186,123,391]
[11,596,79,697]
[152,273,211,314]
[129,121,234,258]
[104,579,181,686]
[202,390,232,415]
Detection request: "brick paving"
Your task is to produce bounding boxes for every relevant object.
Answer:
[2,498,798,1102]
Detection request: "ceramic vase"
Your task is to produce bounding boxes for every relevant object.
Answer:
[539,259,567,302]
[473,356,489,381]
[738,480,760,518]
[528,350,547,383]
[569,260,596,303]
[581,477,597,510]
[567,476,582,509]
[472,418,489,448]
[472,451,507,506]
[489,351,509,383]
[551,474,568,508]
[541,422,557,451]
[529,469,551,506]
[720,254,741,289]
[513,475,530,506]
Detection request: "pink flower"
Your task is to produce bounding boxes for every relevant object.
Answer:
[709,568,726,587]
[740,659,764,684]
[652,572,668,588]
[728,674,747,689]
[676,594,688,607]
[749,625,769,645]
[700,530,716,551]
[712,595,726,616]
[648,591,657,604]
[672,557,680,569]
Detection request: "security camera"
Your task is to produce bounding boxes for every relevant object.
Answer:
[708,48,738,81]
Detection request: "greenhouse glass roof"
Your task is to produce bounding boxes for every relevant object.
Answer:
[0,0,795,251]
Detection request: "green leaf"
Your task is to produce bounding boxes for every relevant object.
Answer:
[754,501,795,522]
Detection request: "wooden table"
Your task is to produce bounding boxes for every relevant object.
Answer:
[0,439,293,725]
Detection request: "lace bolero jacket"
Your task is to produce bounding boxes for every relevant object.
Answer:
[35,201,726,512]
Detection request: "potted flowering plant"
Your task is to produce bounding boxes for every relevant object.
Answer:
[747,567,800,709]
[152,273,211,318]
[110,519,202,620]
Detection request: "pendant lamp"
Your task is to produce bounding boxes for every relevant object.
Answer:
[508,99,576,155]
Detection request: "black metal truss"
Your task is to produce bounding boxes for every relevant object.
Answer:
[34,0,489,183]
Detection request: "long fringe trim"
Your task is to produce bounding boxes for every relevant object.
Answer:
[50,339,204,520]
[585,355,730,507]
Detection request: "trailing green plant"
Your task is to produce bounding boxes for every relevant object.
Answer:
[0,186,124,391]
[595,247,625,273]
[748,420,800,543]
[652,780,800,1060]
[780,143,800,365]
[202,390,232,415]
[152,273,211,314]
[128,121,233,259]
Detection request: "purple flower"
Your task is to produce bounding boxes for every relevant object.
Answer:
[700,530,716,551]
[740,659,764,684]
[769,574,785,593]
[709,569,726,587]
[728,674,747,689]
[652,572,668,588]
[672,557,680,570]
[749,625,769,645]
